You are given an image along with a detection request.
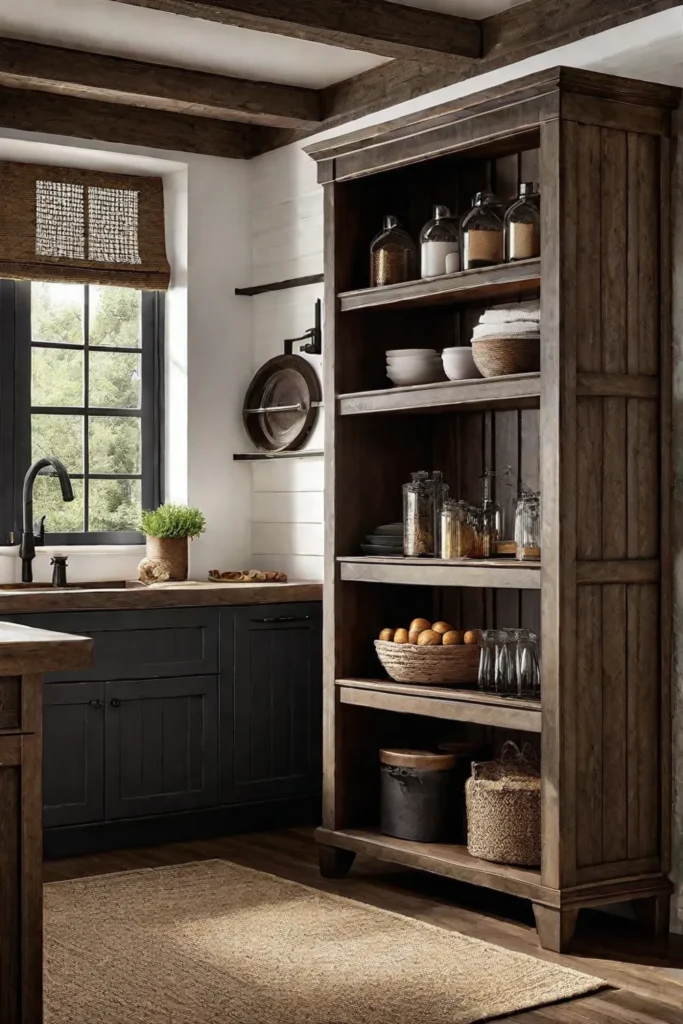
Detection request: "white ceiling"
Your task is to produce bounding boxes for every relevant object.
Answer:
[0,0,529,89]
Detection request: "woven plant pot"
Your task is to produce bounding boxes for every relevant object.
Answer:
[146,536,188,581]
[374,640,479,686]
[472,337,540,377]
[466,741,541,866]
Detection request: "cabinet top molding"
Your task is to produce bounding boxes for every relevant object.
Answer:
[0,621,92,676]
[306,66,681,182]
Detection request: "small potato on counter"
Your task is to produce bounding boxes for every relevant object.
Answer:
[417,629,442,645]
[464,629,480,645]
[442,630,465,645]
[431,621,454,635]
[379,628,396,642]
[409,617,431,635]
[394,628,410,644]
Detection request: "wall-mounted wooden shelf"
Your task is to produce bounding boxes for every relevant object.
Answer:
[233,450,323,461]
[337,678,541,732]
[339,373,540,417]
[338,259,540,312]
[235,273,323,296]
[338,556,541,590]
[316,827,548,903]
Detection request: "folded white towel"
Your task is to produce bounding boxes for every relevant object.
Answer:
[479,300,540,325]
[472,321,540,340]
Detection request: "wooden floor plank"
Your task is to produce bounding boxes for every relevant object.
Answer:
[43,827,683,1024]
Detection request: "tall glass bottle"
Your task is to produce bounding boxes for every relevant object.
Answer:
[420,205,460,278]
[505,183,541,262]
[461,192,504,270]
[370,215,417,287]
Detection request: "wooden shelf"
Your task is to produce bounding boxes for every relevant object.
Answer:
[233,450,323,461]
[338,678,542,732]
[316,826,549,903]
[338,259,540,312]
[338,556,541,590]
[339,373,540,417]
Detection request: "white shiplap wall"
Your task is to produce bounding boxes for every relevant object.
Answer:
[249,145,325,581]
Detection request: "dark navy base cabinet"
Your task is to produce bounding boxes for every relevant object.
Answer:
[7,601,322,855]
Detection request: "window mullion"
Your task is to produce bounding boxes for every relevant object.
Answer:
[83,284,90,533]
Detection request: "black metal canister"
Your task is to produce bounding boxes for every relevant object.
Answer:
[380,748,456,843]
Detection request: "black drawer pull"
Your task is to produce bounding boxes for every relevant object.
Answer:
[90,699,103,710]
[109,698,122,708]
[255,615,311,624]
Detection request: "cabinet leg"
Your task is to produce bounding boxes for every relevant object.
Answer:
[634,894,670,938]
[533,905,579,953]
[318,845,356,879]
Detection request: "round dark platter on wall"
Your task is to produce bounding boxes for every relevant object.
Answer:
[243,354,322,452]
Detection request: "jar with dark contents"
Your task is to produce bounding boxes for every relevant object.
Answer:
[370,214,417,287]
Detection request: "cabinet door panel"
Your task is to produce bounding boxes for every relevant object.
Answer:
[43,682,105,828]
[222,603,322,804]
[105,676,218,820]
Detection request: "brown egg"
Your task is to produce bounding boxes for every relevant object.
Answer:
[464,629,480,645]
[442,630,464,645]
[408,630,421,645]
[431,621,455,635]
[394,628,410,644]
[379,628,395,642]
[417,629,442,646]
[409,618,431,635]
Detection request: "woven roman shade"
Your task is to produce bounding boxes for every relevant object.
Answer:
[0,161,170,289]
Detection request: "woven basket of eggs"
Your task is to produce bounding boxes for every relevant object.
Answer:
[374,619,480,686]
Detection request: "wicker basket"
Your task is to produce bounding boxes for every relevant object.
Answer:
[472,337,540,377]
[374,640,479,686]
[465,741,541,866]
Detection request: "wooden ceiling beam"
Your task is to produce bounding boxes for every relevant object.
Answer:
[0,36,321,129]
[114,0,482,66]
[0,84,260,158]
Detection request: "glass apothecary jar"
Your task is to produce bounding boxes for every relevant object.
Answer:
[515,490,541,560]
[440,499,475,558]
[420,205,460,278]
[505,183,541,262]
[461,192,504,270]
[403,471,435,557]
[370,215,417,287]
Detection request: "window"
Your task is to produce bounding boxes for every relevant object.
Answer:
[0,280,163,544]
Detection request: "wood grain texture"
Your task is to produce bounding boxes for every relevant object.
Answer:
[0,623,91,676]
[115,0,483,64]
[339,374,541,418]
[338,557,541,590]
[0,84,260,158]
[0,35,321,128]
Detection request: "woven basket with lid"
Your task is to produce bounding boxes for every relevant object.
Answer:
[466,741,541,866]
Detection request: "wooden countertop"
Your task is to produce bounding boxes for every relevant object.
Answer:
[0,621,92,676]
[0,579,323,615]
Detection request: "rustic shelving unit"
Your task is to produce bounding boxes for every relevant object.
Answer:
[306,67,678,952]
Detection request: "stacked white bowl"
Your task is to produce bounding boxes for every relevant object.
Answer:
[386,348,446,387]
[441,346,482,381]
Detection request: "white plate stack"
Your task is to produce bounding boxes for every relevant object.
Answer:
[386,348,446,387]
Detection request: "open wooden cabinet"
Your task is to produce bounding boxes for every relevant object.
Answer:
[305,67,679,952]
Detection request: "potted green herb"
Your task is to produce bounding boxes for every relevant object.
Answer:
[140,504,206,581]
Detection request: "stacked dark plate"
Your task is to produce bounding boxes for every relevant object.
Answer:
[361,522,403,556]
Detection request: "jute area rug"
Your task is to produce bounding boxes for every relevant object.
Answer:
[45,859,603,1024]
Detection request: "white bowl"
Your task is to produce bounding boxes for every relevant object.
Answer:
[385,348,437,358]
[386,354,442,366]
[387,366,445,386]
[442,347,481,381]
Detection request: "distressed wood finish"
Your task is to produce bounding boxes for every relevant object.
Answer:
[115,0,482,65]
[0,625,93,1024]
[0,35,321,128]
[309,67,676,953]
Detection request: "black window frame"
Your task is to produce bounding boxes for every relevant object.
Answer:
[0,279,164,546]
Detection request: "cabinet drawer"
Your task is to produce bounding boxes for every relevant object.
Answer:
[9,609,218,682]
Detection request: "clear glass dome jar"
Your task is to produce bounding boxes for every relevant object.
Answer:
[515,490,541,560]
[461,192,504,270]
[370,215,417,287]
[505,182,541,262]
[420,205,460,278]
[440,499,476,559]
